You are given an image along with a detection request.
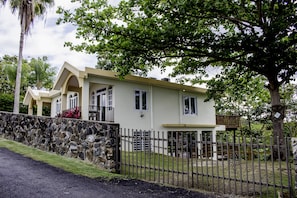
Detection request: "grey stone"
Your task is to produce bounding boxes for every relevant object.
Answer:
[0,112,120,172]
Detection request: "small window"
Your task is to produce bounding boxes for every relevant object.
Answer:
[91,92,95,110]
[69,93,78,109]
[133,130,151,151]
[56,98,61,115]
[183,96,197,115]
[135,90,147,110]
[108,87,112,109]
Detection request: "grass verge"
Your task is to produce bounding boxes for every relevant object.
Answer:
[0,138,125,180]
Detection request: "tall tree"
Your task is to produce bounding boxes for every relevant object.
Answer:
[1,0,54,114]
[57,0,297,159]
[27,56,56,89]
[0,55,30,95]
[207,69,271,133]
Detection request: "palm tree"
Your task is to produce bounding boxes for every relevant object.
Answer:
[1,0,54,114]
[28,56,55,90]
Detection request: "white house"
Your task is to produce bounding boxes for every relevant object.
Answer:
[23,62,225,158]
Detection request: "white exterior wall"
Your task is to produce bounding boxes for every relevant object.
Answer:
[87,75,216,131]
[151,87,180,130]
[51,95,61,117]
[51,71,220,157]
[113,80,152,130]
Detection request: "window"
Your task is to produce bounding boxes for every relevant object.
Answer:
[133,130,151,151]
[183,96,197,115]
[56,98,61,114]
[168,131,197,157]
[91,92,95,110]
[69,93,78,109]
[135,90,147,110]
[108,87,112,109]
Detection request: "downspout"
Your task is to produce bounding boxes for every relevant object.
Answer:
[150,86,154,129]
[179,91,182,124]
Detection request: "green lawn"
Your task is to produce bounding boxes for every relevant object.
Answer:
[121,151,295,197]
[0,138,125,180]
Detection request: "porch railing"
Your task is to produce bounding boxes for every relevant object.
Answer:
[88,105,114,122]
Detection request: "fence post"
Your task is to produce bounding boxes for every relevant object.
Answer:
[115,126,121,174]
[291,138,297,196]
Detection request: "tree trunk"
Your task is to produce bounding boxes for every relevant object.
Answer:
[13,15,25,114]
[269,83,286,160]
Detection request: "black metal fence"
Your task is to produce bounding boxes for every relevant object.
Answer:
[118,129,295,197]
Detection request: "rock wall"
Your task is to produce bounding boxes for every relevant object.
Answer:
[0,111,120,173]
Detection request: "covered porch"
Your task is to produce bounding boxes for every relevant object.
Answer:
[23,87,55,116]
[52,62,114,122]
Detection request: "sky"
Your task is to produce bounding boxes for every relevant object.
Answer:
[0,1,100,72]
[0,0,174,80]
[0,0,218,84]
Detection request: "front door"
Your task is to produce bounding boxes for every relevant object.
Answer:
[97,91,107,121]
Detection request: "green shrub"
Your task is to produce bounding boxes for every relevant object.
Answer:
[0,93,13,112]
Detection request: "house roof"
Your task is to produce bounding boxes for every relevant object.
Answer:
[23,87,59,105]
[53,62,86,90]
[53,62,207,93]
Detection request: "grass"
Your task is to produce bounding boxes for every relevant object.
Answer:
[0,138,125,180]
[120,151,295,197]
[1,137,294,197]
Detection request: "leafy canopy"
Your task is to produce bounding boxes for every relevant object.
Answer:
[57,0,297,88]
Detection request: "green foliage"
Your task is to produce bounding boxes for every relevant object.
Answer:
[57,0,297,146]
[0,94,14,112]
[206,68,271,120]
[0,55,56,91]
[2,0,55,114]
[0,55,55,113]
[57,0,297,81]
[284,122,297,137]
[0,93,27,113]
[27,56,56,89]
[0,55,31,95]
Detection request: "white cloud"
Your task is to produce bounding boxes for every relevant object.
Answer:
[0,0,180,81]
[0,0,97,72]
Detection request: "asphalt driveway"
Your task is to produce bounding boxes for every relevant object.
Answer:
[0,148,218,198]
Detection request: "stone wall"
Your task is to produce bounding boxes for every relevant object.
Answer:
[0,111,120,173]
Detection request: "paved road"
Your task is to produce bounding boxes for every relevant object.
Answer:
[0,148,216,198]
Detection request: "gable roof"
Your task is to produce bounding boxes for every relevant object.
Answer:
[23,87,59,105]
[53,62,86,90]
[53,61,207,94]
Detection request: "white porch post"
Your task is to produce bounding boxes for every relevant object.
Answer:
[36,100,43,116]
[28,101,33,115]
[212,130,217,160]
[81,80,89,120]
[61,94,67,112]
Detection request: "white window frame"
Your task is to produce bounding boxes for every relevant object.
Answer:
[56,98,61,115]
[108,87,112,109]
[183,95,197,115]
[90,91,95,110]
[69,93,78,109]
[135,90,147,110]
